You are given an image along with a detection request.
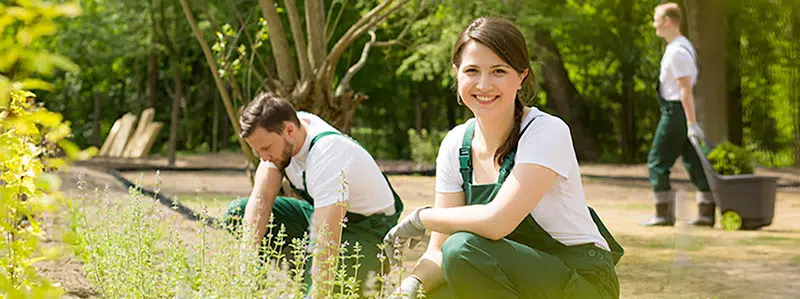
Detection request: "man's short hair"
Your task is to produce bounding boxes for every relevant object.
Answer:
[656,3,682,24]
[239,92,300,138]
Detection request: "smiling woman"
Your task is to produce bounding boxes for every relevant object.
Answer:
[383,17,624,299]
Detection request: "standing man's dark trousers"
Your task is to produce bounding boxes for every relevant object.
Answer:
[643,99,715,227]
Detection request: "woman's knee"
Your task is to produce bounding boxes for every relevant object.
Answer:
[441,232,491,268]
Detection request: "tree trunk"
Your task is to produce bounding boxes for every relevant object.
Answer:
[146,54,157,108]
[726,3,743,145]
[134,56,143,115]
[533,30,599,161]
[180,0,260,179]
[258,0,297,90]
[446,92,456,128]
[168,61,183,166]
[792,2,800,166]
[414,91,422,132]
[619,0,636,163]
[212,89,219,152]
[685,0,728,144]
[93,92,101,147]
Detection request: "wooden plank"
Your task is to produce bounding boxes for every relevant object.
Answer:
[131,122,164,158]
[123,108,155,157]
[108,113,138,157]
[98,117,123,156]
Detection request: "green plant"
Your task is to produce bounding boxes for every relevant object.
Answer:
[707,141,755,175]
[408,128,446,169]
[1,1,92,298]
[69,171,410,298]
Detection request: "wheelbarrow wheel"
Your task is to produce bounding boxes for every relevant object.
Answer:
[721,210,742,231]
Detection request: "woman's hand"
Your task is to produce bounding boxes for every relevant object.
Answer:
[383,206,431,265]
[389,276,423,299]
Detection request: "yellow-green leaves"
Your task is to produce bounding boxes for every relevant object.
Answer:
[1,1,85,296]
[57,139,97,160]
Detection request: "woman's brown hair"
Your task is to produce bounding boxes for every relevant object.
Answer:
[452,17,535,165]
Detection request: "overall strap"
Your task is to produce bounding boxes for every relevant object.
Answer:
[496,116,540,184]
[460,115,541,188]
[300,131,343,191]
[678,44,696,61]
[459,120,476,190]
[678,44,698,88]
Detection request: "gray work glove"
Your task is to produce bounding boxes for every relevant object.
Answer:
[688,122,706,141]
[389,276,423,299]
[383,206,430,266]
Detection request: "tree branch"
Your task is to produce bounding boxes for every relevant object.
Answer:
[320,0,407,85]
[179,0,260,172]
[259,0,297,90]
[325,0,347,46]
[284,0,310,79]
[305,0,326,69]
[335,31,376,96]
[230,1,272,81]
[372,15,413,47]
[324,0,393,68]
[335,18,410,96]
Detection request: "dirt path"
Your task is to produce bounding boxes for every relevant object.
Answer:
[41,166,800,298]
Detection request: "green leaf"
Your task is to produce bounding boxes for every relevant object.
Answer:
[57,139,80,159]
[30,110,63,127]
[46,53,80,74]
[34,173,61,193]
[19,78,54,91]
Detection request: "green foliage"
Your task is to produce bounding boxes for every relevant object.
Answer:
[7,0,797,166]
[707,141,755,175]
[407,128,446,168]
[0,1,96,297]
[350,127,404,160]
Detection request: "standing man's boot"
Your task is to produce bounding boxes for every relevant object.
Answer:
[688,192,715,227]
[641,190,675,226]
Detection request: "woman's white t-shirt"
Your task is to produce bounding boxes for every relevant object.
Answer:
[435,107,610,251]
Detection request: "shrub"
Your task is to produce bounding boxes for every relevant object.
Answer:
[1,1,92,297]
[707,141,755,175]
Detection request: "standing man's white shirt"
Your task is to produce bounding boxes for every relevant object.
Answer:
[659,35,698,101]
[435,107,610,251]
[264,111,395,216]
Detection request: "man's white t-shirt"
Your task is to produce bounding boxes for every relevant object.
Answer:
[435,107,610,251]
[265,112,396,216]
[659,35,698,101]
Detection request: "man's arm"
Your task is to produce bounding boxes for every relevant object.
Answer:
[243,161,283,249]
[308,203,346,298]
[677,76,697,124]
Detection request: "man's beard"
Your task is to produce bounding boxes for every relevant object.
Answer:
[275,137,294,170]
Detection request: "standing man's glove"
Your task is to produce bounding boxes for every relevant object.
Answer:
[688,122,706,141]
[383,206,430,266]
[389,276,423,299]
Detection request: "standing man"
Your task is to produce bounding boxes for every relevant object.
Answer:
[224,92,404,296]
[643,2,715,227]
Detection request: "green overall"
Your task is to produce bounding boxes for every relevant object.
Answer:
[224,131,404,294]
[427,119,624,299]
[647,46,710,192]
